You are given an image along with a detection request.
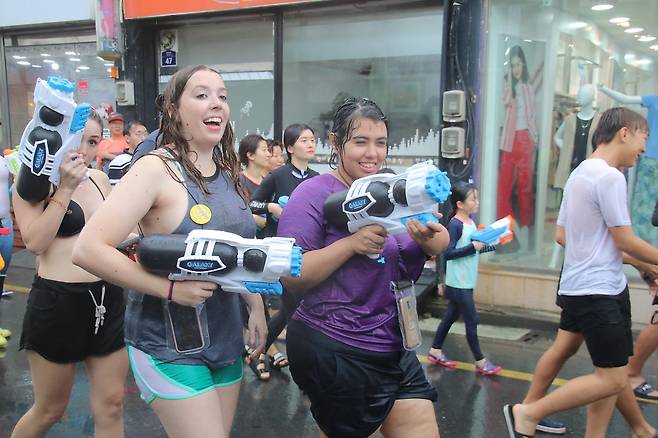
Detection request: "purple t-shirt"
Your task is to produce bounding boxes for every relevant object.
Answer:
[277,173,427,352]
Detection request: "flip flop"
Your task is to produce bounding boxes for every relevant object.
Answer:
[634,382,658,401]
[427,352,457,369]
[503,404,535,438]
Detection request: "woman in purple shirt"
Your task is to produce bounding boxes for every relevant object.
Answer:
[278,97,449,438]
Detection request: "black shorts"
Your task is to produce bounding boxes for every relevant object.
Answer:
[287,319,437,438]
[20,276,125,363]
[558,286,632,368]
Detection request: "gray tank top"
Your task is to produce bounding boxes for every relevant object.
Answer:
[125,161,256,367]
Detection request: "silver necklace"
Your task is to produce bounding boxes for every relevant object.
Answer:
[578,117,592,135]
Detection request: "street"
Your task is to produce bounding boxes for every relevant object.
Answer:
[0,250,657,437]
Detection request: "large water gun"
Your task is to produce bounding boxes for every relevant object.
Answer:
[323,161,452,258]
[471,215,515,246]
[16,76,92,202]
[136,229,303,296]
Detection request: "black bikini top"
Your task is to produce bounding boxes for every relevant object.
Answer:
[51,177,105,237]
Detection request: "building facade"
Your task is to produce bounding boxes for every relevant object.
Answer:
[1,0,656,322]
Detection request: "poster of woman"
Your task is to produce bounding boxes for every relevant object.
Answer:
[496,37,544,253]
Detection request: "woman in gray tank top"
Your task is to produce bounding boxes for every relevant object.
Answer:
[74,65,267,437]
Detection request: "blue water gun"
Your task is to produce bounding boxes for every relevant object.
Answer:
[471,215,515,246]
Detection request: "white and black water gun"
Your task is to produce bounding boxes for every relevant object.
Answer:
[16,76,92,202]
[136,229,303,296]
[323,161,452,258]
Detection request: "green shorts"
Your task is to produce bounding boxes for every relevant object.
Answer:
[128,346,243,404]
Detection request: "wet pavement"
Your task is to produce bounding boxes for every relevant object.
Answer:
[1,250,657,437]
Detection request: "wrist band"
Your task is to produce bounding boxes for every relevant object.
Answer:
[168,280,175,302]
[49,197,67,211]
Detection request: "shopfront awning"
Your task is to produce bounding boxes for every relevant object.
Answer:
[124,0,326,20]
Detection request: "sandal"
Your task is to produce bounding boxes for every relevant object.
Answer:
[270,352,289,369]
[634,381,658,401]
[248,353,271,381]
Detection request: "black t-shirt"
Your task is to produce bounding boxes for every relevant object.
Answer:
[571,117,592,172]
[240,172,266,238]
[239,173,260,200]
[249,162,319,237]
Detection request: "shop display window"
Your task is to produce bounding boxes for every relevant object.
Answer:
[5,41,117,146]
[480,0,658,273]
[282,2,443,173]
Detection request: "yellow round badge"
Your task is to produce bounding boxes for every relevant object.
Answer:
[189,204,212,225]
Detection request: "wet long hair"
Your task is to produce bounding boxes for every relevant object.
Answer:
[328,97,388,169]
[283,123,314,162]
[448,182,476,220]
[509,45,529,98]
[158,65,240,196]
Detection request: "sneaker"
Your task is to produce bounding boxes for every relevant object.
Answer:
[475,359,502,375]
[536,417,567,434]
[427,352,457,369]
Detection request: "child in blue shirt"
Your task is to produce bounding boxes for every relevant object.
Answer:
[427,182,502,375]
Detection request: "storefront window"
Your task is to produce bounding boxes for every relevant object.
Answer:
[157,17,275,145]
[5,41,116,146]
[480,0,658,271]
[282,1,443,173]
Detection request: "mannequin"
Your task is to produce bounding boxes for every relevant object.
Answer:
[549,84,600,267]
[599,84,658,246]
[553,84,600,189]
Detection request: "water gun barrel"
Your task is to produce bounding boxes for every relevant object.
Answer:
[135,231,303,295]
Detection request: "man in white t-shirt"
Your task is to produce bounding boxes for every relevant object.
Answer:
[504,107,658,438]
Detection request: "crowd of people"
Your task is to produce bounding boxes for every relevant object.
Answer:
[1,64,657,438]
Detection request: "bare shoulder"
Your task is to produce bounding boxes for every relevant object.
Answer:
[88,168,109,183]
[126,153,169,180]
[88,169,111,194]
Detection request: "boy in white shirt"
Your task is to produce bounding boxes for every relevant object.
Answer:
[504,107,658,438]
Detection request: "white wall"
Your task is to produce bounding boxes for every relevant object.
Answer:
[0,0,94,28]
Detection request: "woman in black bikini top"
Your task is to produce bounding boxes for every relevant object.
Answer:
[12,109,129,437]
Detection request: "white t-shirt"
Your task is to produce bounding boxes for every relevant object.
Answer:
[557,158,631,296]
[107,152,133,187]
